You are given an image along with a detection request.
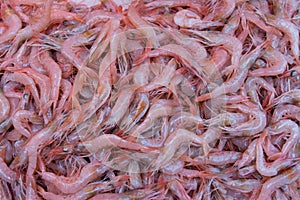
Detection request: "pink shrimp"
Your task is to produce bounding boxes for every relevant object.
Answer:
[272,104,300,123]
[0,89,10,124]
[197,40,270,102]
[267,120,300,160]
[0,4,22,44]
[41,162,109,194]
[85,10,120,28]
[186,30,242,67]
[196,151,242,166]
[221,178,261,193]
[40,51,62,110]
[12,110,37,138]
[174,9,223,29]
[235,139,258,169]
[7,0,53,56]
[266,15,299,63]
[223,103,267,136]
[257,164,300,200]
[0,156,17,183]
[256,130,295,177]
[153,129,203,169]
[29,46,46,74]
[249,47,287,76]
[245,77,277,108]
[272,89,300,106]
[81,134,150,154]
[56,79,72,114]
[50,9,82,24]
[128,160,143,189]
[169,180,192,200]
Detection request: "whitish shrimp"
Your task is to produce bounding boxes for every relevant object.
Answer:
[169,111,203,132]
[0,4,22,44]
[197,40,270,102]
[50,9,82,24]
[221,178,261,193]
[7,0,53,56]
[174,9,222,29]
[153,129,203,169]
[256,130,294,176]
[12,110,37,138]
[41,162,108,194]
[0,89,10,124]
[267,120,300,160]
[128,160,143,189]
[169,180,192,200]
[257,164,300,200]
[249,47,287,76]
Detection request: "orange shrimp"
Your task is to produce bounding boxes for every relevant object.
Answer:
[0,4,22,44]
[7,0,53,56]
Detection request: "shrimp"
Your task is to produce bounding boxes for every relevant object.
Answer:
[256,130,295,177]
[273,89,300,106]
[223,103,267,136]
[29,46,46,74]
[220,178,261,193]
[266,15,299,63]
[186,30,242,67]
[41,162,109,194]
[85,10,120,28]
[56,79,72,114]
[40,51,62,110]
[106,86,136,126]
[197,40,270,102]
[174,9,223,29]
[50,9,82,24]
[128,160,143,189]
[245,77,277,109]
[0,4,22,44]
[204,0,236,21]
[153,129,203,169]
[7,0,53,56]
[169,180,192,200]
[235,139,258,169]
[140,58,177,92]
[81,134,150,154]
[169,111,203,132]
[0,89,10,124]
[0,157,17,183]
[61,30,98,79]
[5,72,40,107]
[249,47,287,76]
[257,164,300,200]
[272,104,300,123]
[12,110,38,138]
[267,120,300,160]
[196,151,242,166]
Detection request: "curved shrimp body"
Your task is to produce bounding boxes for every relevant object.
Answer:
[223,104,267,136]
[7,0,53,56]
[0,89,10,124]
[249,47,287,76]
[0,157,17,183]
[0,5,22,44]
[202,151,242,166]
[187,30,242,67]
[41,163,108,194]
[272,104,300,123]
[153,129,203,169]
[12,110,37,138]
[256,130,294,177]
[197,40,269,102]
[273,89,300,106]
[267,120,300,160]
[236,139,258,169]
[257,164,300,200]
[245,77,276,108]
[267,16,299,63]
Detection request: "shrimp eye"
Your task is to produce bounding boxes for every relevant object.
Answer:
[62,147,69,152]
[23,93,29,99]
[63,20,69,26]
[291,70,297,77]
[129,32,135,39]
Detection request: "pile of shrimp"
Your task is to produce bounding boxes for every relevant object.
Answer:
[0,0,300,199]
